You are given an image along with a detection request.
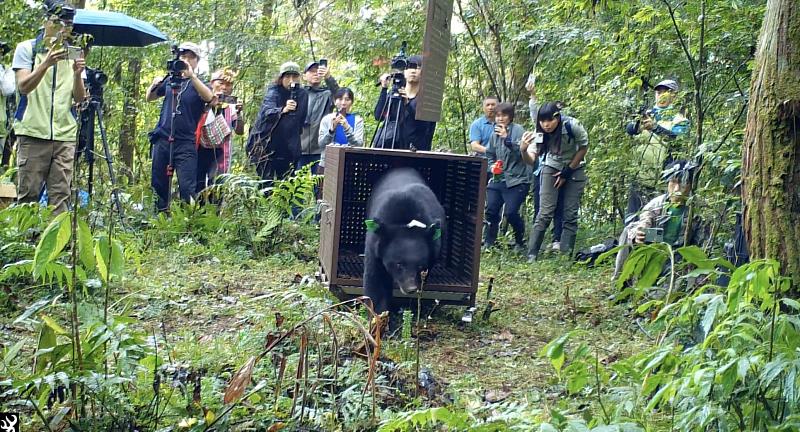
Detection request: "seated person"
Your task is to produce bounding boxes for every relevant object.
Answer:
[613,160,703,280]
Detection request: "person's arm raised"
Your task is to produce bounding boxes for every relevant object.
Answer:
[16,48,67,95]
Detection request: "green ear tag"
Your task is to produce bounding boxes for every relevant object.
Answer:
[433,228,442,241]
[365,219,379,232]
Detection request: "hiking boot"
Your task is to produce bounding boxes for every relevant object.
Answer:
[527,229,546,259]
[551,241,561,251]
[560,231,577,257]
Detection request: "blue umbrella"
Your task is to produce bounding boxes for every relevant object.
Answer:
[73,9,167,47]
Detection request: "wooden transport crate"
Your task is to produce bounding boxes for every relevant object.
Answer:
[319,146,487,307]
[0,183,17,209]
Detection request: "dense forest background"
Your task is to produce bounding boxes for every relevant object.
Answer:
[2,0,761,228]
[4,0,800,431]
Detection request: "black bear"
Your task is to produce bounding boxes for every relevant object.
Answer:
[363,168,445,314]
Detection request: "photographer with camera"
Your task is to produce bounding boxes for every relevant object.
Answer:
[12,0,86,214]
[483,102,533,252]
[298,60,339,174]
[624,79,689,216]
[613,160,703,281]
[195,68,244,192]
[521,102,589,261]
[373,52,436,151]
[146,42,214,212]
[247,61,308,182]
[1,41,15,170]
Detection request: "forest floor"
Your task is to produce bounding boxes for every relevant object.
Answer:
[128,231,648,407]
[2,221,651,428]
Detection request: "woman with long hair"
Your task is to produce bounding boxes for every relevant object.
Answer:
[521,102,589,261]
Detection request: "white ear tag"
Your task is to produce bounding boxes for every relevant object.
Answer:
[407,220,427,229]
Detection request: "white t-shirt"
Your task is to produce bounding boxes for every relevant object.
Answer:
[12,39,35,71]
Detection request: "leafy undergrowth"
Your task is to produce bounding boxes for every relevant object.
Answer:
[3,188,797,430]
[1,198,647,430]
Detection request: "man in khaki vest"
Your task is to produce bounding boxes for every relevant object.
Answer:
[12,0,85,214]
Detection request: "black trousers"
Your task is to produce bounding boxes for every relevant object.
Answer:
[151,137,197,211]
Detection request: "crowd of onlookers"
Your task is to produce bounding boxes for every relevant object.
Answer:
[1,0,706,271]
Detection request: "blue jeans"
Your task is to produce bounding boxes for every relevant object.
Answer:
[485,182,529,246]
[151,137,197,211]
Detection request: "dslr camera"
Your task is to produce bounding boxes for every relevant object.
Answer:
[0,41,11,56]
[387,41,409,96]
[84,67,108,98]
[166,44,188,80]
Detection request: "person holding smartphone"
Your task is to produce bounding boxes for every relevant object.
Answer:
[298,58,339,174]
[247,61,308,182]
[483,102,533,252]
[195,68,245,192]
[12,0,86,214]
[318,87,364,173]
[521,102,589,261]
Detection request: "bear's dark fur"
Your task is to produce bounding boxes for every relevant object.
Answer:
[363,168,445,314]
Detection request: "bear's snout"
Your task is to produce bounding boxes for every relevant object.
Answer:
[395,273,421,295]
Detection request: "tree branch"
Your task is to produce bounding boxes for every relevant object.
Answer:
[455,0,501,98]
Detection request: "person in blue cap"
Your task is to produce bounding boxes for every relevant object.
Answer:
[625,79,690,216]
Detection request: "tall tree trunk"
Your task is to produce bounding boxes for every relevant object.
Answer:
[118,58,140,183]
[742,0,800,282]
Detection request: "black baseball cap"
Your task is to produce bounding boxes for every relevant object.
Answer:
[407,54,423,69]
[45,0,76,20]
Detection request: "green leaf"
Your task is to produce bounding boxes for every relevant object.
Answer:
[33,212,71,279]
[41,314,69,336]
[95,235,124,283]
[677,245,713,269]
[77,218,95,270]
[34,320,57,373]
[541,332,572,376]
[3,340,25,365]
[700,295,725,337]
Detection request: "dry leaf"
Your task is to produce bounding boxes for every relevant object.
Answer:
[224,356,256,404]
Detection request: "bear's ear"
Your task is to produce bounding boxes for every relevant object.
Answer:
[365,218,381,233]
[428,221,442,241]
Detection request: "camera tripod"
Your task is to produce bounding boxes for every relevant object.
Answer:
[372,83,405,150]
[77,70,125,221]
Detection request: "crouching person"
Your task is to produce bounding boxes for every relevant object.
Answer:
[613,160,702,280]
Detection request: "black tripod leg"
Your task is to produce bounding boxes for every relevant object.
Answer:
[95,102,125,223]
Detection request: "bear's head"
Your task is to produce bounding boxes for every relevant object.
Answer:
[367,218,442,295]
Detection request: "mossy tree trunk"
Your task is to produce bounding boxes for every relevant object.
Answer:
[741,0,800,282]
